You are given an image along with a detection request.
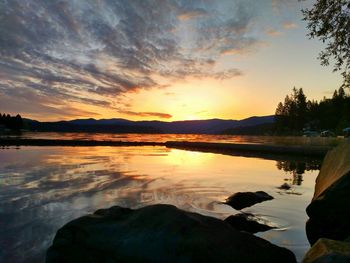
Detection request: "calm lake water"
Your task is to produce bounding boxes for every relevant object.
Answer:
[3,131,344,146]
[0,144,322,262]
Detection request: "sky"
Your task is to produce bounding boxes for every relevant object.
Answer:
[0,0,343,121]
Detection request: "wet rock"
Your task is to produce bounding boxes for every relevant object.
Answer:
[306,141,350,245]
[224,213,275,233]
[46,204,296,263]
[277,183,291,190]
[225,191,274,210]
[276,190,302,196]
[302,238,350,263]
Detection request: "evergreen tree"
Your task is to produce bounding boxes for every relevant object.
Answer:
[274,88,308,134]
[338,87,346,99]
[295,88,307,131]
[0,113,24,130]
[275,87,350,135]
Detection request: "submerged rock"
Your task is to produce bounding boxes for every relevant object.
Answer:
[225,191,274,210]
[277,183,291,190]
[46,204,296,263]
[224,213,275,233]
[306,141,350,245]
[302,238,350,263]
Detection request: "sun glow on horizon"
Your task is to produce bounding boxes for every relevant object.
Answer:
[0,0,343,122]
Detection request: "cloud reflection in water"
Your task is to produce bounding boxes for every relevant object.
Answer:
[0,146,320,262]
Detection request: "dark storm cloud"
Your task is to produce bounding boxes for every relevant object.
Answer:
[0,0,284,116]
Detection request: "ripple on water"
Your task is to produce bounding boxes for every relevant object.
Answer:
[251,214,291,231]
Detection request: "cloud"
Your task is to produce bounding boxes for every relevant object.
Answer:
[266,28,283,37]
[0,0,291,119]
[117,110,172,119]
[271,0,291,11]
[177,9,208,21]
[283,22,298,29]
[0,90,97,120]
[212,69,244,80]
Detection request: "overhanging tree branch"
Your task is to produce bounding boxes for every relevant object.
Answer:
[301,0,350,88]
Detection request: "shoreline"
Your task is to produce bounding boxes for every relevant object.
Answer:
[0,138,332,157]
[165,141,332,157]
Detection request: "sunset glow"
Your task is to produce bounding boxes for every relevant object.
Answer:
[0,0,342,121]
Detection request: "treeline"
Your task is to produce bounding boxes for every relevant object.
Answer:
[0,113,24,130]
[275,87,350,135]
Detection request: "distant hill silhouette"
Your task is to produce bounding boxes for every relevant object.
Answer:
[222,122,275,135]
[24,116,274,134]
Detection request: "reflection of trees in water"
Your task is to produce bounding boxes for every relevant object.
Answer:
[276,160,321,186]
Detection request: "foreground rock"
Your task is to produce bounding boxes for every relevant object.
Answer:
[225,191,274,210]
[224,213,275,233]
[306,141,350,244]
[47,204,296,263]
[277,183,291,190]
[302,238,350,263]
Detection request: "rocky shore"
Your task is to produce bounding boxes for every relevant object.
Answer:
[302,141,350,262]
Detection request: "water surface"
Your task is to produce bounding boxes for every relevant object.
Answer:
[2,131,343,146]
[0,146,320,262]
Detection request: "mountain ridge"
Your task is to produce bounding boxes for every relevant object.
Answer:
[24,115,275,134]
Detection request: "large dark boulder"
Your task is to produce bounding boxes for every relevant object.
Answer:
[225,191,274,210]
[306,141,350,245]
[47,204,296,263]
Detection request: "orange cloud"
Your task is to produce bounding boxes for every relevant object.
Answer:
[266,28,283,37]
[177,9,207,21]
[283,22,298,29]
[118,110,172,119]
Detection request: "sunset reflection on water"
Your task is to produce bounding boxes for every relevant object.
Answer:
[3,131,343,146]
[0,146,321,262]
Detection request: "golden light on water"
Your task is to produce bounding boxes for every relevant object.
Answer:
[160,149,213,167]
[0,145,322,262]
